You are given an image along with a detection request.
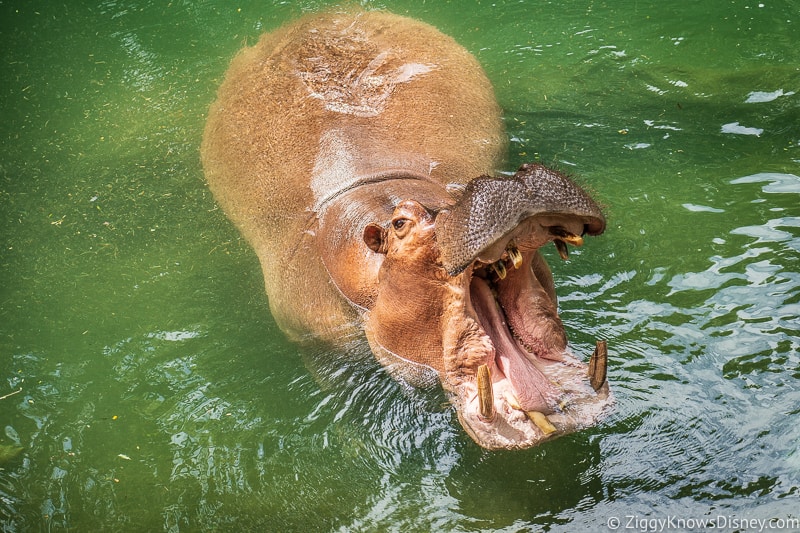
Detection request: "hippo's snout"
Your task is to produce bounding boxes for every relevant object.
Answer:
[436,163,606,275]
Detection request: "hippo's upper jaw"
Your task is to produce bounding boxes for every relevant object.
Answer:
[363,164,612,450]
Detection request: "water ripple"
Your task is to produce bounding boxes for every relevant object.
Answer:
[578,168,800,513]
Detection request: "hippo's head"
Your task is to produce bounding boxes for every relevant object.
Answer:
[362,163,612,450]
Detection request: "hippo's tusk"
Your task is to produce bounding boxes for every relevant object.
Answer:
[477,364,495,420]
[551,227,584,261]
[491,260,507,280]
[554,239,570,261]
[526,411,557,435]
[588,339,608,392]
[550,227,584,247]
[507,241,523,269]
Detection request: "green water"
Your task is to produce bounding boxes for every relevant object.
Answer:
[1,1,798,531]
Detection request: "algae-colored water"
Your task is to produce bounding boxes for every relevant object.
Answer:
[1,1,798,531]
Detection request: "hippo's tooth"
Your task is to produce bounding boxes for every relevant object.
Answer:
[554,239,570,261]
[526,411,557,435]
[491,260,507,280]
[551,226,585,261]
[507,241,523,269]
[588,339,608,392]
[503,390,522,411]
[496,382,559,434]
[550,227,584,247]
[477,364,495,420]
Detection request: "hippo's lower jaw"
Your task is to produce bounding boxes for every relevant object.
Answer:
[444,247,612,450]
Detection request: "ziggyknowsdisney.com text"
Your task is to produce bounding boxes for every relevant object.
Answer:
[606,514,799,532]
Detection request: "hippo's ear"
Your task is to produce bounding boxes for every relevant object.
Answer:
[363,223,389,254]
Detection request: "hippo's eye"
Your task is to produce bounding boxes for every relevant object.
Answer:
[392,218,412,238]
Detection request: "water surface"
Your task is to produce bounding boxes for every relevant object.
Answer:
[1,1,798,531]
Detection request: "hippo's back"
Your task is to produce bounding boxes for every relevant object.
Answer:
[201,10,506,339]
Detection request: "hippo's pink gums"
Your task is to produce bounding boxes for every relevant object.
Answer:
[201,9,612,449]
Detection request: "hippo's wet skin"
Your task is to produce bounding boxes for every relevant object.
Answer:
[201,10,612,449]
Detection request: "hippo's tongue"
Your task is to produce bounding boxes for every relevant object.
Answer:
[470,276,561,413]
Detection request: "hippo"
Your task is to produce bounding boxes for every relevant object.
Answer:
[201,9,612,449]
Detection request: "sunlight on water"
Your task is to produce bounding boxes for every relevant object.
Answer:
[566,168,800,519]
[1,0,798,531]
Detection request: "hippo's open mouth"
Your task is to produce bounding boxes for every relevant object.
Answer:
[452,239,610,449]
[432,164,612,449]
